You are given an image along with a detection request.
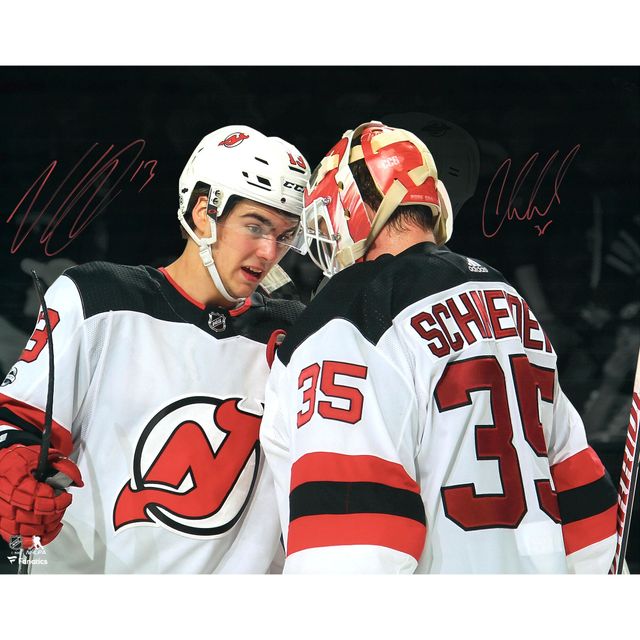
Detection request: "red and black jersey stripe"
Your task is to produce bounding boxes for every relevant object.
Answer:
[0,393,72,455]
[287,452,426,561]
[551,446,617,555]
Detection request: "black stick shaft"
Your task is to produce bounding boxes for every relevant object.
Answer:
[30,270,55,482]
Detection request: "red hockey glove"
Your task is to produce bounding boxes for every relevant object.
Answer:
[0,444,83,548]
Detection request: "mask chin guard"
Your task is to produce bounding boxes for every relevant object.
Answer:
[260,264,292,294]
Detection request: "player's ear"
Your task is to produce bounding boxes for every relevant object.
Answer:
[192,195,210,235]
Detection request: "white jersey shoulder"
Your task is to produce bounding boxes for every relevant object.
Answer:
[1,266,285,573]
[261,252,616,574]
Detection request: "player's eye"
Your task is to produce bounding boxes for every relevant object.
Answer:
[246,224,265,237]
[305,218,331,241]
[277,229,297,243]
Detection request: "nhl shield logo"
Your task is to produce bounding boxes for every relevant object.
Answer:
[9,535,22,551]
[208,312,226,332]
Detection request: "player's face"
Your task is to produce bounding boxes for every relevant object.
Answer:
[212,199,299,299]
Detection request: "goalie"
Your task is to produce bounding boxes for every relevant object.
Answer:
[261,121,619,573]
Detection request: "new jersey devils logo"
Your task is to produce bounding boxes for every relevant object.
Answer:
[113,396,262,537]
[218,132,250,148]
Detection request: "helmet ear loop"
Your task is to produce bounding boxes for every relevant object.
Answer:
[196,214,218,269]
[206,210,218,245]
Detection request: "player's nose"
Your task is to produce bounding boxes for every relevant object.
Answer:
[255,236,278,263]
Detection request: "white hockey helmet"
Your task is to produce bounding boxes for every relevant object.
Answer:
[178,125,310,303]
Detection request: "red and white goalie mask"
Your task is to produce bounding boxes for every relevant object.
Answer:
[302,121,453,277]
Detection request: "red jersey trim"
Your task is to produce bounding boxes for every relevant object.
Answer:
[551,447,605,492]
[562,504,617,555]
[0,393,73,456]
[266,329,286,369]
[287,513,426,561]
[229,296,252,317]
[158,267,206,310]
[290,452,420,494]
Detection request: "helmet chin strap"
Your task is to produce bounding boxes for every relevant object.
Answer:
[198,242,244,306]
[177,210,245,306]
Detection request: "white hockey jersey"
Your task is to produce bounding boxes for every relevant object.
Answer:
[261,242,618,573]
[0,262,303,573]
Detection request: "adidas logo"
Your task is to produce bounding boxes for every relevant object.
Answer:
[467,258,488,273]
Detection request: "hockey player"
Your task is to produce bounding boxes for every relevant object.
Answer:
[0,125,310,573]
[260,122,618,573]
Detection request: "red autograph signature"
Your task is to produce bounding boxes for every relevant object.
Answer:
[4,139,157,256]
[481,144,580,239]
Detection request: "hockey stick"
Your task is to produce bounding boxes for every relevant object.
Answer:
[610,348,640,574]
[17,271,56,575]
[32,270,56,483]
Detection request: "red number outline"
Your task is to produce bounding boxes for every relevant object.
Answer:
[510,355,561,522]
[287,152,307,170]
[436,356,527,530]
[297,360,368,428]
[19,309,60,364]
[318,361,368,425]
[297,363,321,428]
[436,354,560,530]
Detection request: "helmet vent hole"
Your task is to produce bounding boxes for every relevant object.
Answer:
[242,171,249,177]
[255,156,269,165]
[257,176,271,187]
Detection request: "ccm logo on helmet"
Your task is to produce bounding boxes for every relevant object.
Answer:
[381,155,400,169]
[113,395,262,537]
[283,181,304,192]
[218,132,250,148]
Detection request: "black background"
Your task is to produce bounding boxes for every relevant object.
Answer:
[0,66,638,573]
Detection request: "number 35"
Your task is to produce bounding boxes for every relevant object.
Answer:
[297,360,368,428]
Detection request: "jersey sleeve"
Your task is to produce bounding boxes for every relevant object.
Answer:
[215,453,283,574]
[0,275,87,456]
[260,357,297,545]
[545,381,617,572]
[262,319,426,574]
